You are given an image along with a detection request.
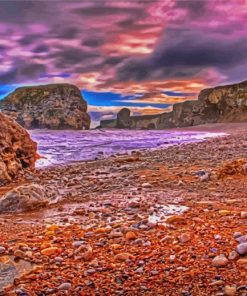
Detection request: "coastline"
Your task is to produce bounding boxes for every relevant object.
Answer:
[0,122,247,295]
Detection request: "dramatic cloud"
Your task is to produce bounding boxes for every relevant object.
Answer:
[0,0,246,123]
[117,31,247,82]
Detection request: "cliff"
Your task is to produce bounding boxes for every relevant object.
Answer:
[0,113,37,184]
[100,80,247,129]
[0,84,91,130]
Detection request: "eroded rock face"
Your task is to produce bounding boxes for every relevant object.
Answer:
[0,84,91,130]
[100,80,247,129]
[0,113,37,183]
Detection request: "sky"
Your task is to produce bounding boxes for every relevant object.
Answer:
[0,0,247,126]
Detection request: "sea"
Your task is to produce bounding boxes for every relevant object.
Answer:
[29,129,226,167]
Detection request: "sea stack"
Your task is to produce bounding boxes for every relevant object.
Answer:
[0,84,91,130]
[0,113,37,184]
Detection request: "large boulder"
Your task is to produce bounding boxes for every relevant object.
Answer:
[0,83,91,130]
[0,113,37,184]
[0,183,60,213]
[0,184,47,213]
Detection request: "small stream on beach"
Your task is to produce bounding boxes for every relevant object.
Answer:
[30,129,226,167]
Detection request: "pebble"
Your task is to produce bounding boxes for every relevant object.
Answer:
[14,249,25,258]
[54,256,63,263]
[236,258,247,269]
[235,235,247,243]
[178,233,191,243]
[108,231,123,238]
[114,253,134,262]
[84,269,96,276]
[128,201,140,208]
[72,241,85,248]
[240,211,247,218]
[228,251,239,260]
[76,246,93,261]
[210,280,224,286]
[212,255,229,268]
[138,260,145,266]
[150,270,159,276]
[224,286,236,296]
[143,241,151,247]
[41,247,59,256]
[236,243,247,255]
[237,285,247,291]
[125,231,137,240]
[169,255,176,263]
[166,215,186,224]
[233,232,242,239]
[200,173,210,182]
[141,183,152,188]
[0,246,6,254]
[135,267,144,274]
[160,235,173,243]
[242,163,247,173]
[195,170,206,176]
[58,282,72,290]
[218,210,231,216]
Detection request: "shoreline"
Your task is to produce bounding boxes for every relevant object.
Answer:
[0,122,247,295]
[32,123,230,170]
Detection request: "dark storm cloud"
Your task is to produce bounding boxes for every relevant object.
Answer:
[117,30,247,82]
[0,1,51,23]
[0,44,8,52]
[18,34,40,46]
[0,0,152,87]
[154,33,247,68]
[103,56,127,66]
[176,0,208,17]
[0,0,246,94]
[116,18,135,28]
[56,27,80,40]
[52,47,99,69]
[33,44,50,53]
[0,61,46,84]
[83,38,104,48]
[71,4,145,17]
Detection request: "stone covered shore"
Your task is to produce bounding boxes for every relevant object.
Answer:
[0,123,247,295]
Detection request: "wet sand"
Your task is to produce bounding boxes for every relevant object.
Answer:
[0,122,247,295]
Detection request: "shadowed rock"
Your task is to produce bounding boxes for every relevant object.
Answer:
[117,108,131,128]
[0,113,37,184]
[0,183,60,213]
[0,84,91,130]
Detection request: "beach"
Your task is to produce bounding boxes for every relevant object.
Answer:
[0,122,247,295]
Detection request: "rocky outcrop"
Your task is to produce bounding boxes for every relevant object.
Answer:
[0,113,37,184]
[100,80,247,129]
[0,84,90,130]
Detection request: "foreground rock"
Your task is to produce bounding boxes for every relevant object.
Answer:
[100,80,247,129]
[0,83,91,130]
[0,183,60,213]
[0,113,37,183]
